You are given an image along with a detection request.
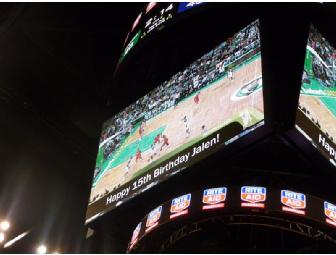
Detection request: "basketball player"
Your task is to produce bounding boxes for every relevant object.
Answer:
[135,148,142,163]
[124,155,133,181]
[148,143,155,162]
[160,134,169,151]
[139,121,146,139]
[182,115,191,138]
[228,68,233,80]
[241,110,252,129]
[201,124,207,135]
[194,92,201,104]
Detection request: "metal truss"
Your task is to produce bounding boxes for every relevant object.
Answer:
[159,214,336,251]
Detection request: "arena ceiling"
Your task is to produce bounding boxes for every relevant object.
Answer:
[0,3,143,253]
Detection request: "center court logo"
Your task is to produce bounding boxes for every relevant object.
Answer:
[281,190,306,215]
[170,194,191,219]
[202,187,227,210]
[324,201,336,227]
[241,186,266,208]
[146,205,162,232]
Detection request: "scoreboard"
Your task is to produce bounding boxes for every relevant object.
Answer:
[141,4,175,40]
[84,3,336,253]
[86,19,264,223]
[295,25,336,167]
[117,2,206,65]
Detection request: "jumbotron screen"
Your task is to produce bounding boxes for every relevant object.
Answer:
[296,25,336,166]
[86,20,264,222]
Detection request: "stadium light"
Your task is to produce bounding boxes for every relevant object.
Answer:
[0,232,5,243]
[3,231,30,248]
[0,221,10,231]
[36,244,47,254]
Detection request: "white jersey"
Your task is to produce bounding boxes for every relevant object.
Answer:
[228,70,233,79]
[241,110,252,129]
[183,116,191,137]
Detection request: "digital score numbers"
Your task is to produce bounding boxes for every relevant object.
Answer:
[141,4,175,39]
[120,2,207,63]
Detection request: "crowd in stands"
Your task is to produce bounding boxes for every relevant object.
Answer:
[96,20,261,179]
[299,104,334,143]
[308,26,336,87]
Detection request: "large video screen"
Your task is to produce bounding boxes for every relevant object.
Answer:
[86,20,264,222]
[296,25,336,166]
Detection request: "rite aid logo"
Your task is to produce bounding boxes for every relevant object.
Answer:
[281,190,306,209]
[146,205,162,228]
[203,187,227,205]
[170,194,191,214]
[241,186,266,203]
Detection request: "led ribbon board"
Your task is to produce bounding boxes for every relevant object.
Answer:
[128,186,336,252]
[120,30,142,62]
[177,2,205,14]
[131,13,142,32]
[146,2,157,14]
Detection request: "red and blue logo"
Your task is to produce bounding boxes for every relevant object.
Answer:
[324,201,336,227]
[281,190,306,215]
[202,187,227,210]
[130,222,141,246]
[170,194,191,219]
[146,205,162,231]
[241,186,266,208]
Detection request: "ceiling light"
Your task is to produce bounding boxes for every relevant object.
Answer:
[3,231,30,248]
[0,221,10,231]
[36,244,47,254]
[0,232,5,243]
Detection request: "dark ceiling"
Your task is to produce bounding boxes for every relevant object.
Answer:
[0,3,143,253]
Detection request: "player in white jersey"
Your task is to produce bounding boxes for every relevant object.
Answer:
[228,69,233,80]
[201,124,207,136]
[182,115,191,138]
[124,155,133,181]
[241,110,252,129]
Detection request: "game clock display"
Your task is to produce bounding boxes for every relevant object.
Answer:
[141,3,175,40]
[120,2,206,64]
[86,20,264,223]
